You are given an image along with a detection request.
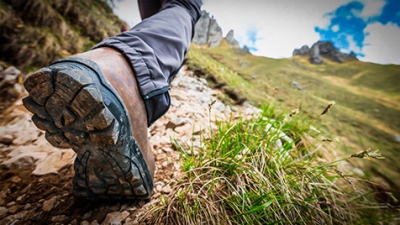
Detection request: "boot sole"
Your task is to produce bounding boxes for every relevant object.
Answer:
[23,58,153,200]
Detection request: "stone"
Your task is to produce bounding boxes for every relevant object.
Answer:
[42,196,57,212]
[156,153,167,161]
[293,45,310,56]
[150,135,170,150]
[125,220,139,225]
[10,176,22,183]
[81,221,90,225]
[352,168,365,177]
[90,220,99,225]
[0,66,21,89]
[16,194,24,202]
[101,211,130,225]
[161,185,172,194]
[0,134,13,145]
[1,211,28,224]
[309,44,323,64]
[52,215,67,222]
[8,205,19,214]
[292,81,302,91]
[0,206,8,217]
[33,149,76,175]
[166,117,187,129]
[174,123,193,136]
[6,201,16,207]
[24,203,31,210]
[156,185,163,192]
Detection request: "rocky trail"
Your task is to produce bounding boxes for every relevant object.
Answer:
[0,66,260,225]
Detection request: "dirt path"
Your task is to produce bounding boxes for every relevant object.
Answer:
[0,66,260,225]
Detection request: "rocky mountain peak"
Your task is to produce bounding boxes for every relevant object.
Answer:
[192,10,241,49]
[293,41,358,64]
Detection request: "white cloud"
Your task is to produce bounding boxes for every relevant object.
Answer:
[362,22,400,64]
[360,0,385,19]
[332,25,340,32]
[345,35,362,54]
[112,0,400,65]
[202,0,349,58]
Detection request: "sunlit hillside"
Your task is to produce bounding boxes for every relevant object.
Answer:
[186,41,400,199]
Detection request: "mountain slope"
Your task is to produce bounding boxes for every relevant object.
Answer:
[186,43,400,198]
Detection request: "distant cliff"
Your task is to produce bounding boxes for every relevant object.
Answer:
[293,41,358,64]
[193,10,246,51]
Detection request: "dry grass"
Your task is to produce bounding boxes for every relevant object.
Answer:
[141,105,394,224]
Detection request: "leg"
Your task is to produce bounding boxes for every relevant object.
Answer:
[94,0,202,125]
[23,0,202,200]
[138,0,162,20]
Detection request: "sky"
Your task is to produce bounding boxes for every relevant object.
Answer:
[113,0,400,65]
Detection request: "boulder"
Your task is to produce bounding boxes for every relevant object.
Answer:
[293,41,358,64]
[309,44,323,64]
[292,45,309,56]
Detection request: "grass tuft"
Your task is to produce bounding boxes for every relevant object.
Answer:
[142,105,394,224]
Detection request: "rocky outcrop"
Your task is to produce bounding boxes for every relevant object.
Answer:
[193,11,223,47]
[193,11,241,48]
[309,44,323,64]
[292,45,309,56]
[225,30,239,46]
[293,41,358,64]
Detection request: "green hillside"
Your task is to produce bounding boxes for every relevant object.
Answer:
[0,0,127,71]
[186,42,400,199]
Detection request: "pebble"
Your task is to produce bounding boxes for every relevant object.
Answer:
[161,185,172,194]
[81,221,90,225]
[0,206,8,217]
[6,201,16,207]
[0,134,13,144]
[8,205,19,214]
[16,194,24,202]
[51,215,67,222]
[42,196,57,212]
[83,212,92,220]
[24,203,31,210]
[102,211,130,225]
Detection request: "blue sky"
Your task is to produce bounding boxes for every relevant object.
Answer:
[114,0,400,65]
[314,0,400,58]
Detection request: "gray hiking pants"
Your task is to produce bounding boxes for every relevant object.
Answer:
[93,0,202,126]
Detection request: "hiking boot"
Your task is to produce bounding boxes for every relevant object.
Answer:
[22,47,155,200]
